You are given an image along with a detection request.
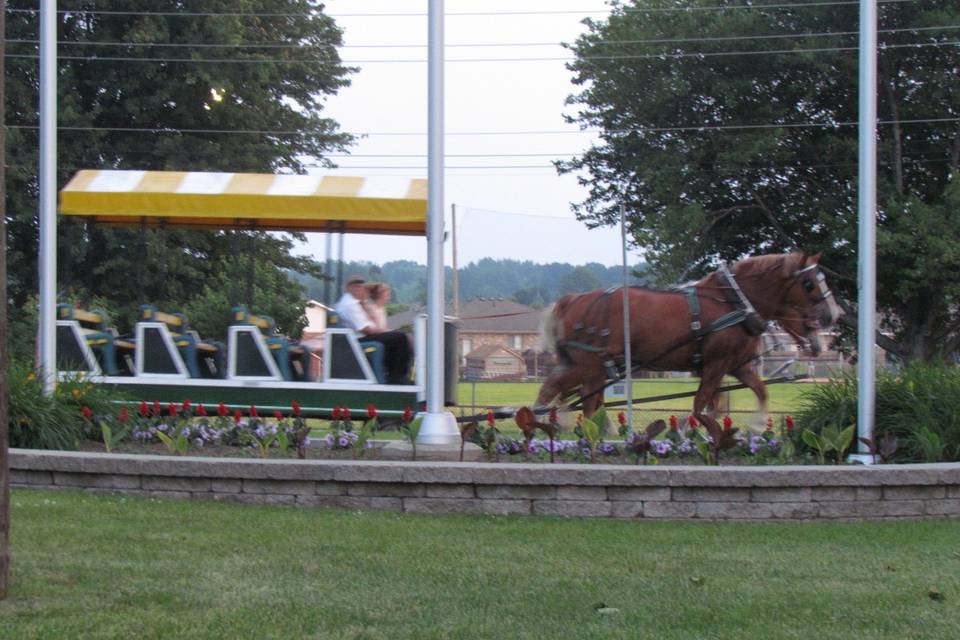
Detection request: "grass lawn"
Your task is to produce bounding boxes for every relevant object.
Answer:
[2,489,958,640]
[455,379,814,413]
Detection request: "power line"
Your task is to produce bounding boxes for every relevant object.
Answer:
[6,38,957,64]
[9,24,958,50]
[4,1,917,19]
[7,117,959,137]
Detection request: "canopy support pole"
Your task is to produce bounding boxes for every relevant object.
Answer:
[38,1,57,394]
[418,0,458,444]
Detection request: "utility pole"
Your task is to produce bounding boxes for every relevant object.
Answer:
[451,204,459,319]
[1,0,11,600]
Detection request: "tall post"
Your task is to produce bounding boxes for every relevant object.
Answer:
[1,0,11,601]
[323,232,332,305]
[39,1,57,394]
[620,204,633,433]
[451,204,460,320]
[418,0,458,444]
[853,0,877,462]
[335,232,344,295]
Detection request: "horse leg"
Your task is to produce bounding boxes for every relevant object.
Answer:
[731,362,769,430]
[581,376,617,435]
[535,365,583,409]
[693,369,725,420]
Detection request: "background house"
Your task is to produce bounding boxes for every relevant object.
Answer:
[463,344,527,380]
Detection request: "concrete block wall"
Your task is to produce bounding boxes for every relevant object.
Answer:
[9,449,960,521]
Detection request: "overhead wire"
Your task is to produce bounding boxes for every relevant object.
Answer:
[7,117,959,138]
[3,0,918,19]
[7,24,958,49]
[5,38,958,64]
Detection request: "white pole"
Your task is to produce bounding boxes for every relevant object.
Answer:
[418,0,458,444]
[853,0,877,462]
[38,1,57,395]
[620,204,633,433]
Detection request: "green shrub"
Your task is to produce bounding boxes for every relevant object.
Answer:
[7,358,123,450]
[795,364,960,462]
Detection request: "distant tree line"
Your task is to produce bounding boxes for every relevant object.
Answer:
[291,258,651,308]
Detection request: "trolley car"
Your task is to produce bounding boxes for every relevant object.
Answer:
[55,169,454,417]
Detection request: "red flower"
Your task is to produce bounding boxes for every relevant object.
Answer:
[182,399,192,412]
[139,400,149,417]
[785,415,795,430]
[766,415,774,431]
[167,402,178,417]
[487,410,496,427]
[687,415,698,428]
[292,400,302,418]
[402,406,414,423]
[249,405,259,418]
[196,404,208,417]
[549,407,558,425]
[81,405,93,421]
[367,404,378,419]
[332,406,341,421]
[152,400,161,416]
[342,407,351,421]
[274,410,284,421]
[723,415,733,430]
[617,411,627,426]
[233,410,243,424]
[669,415,678,430]
[217,402,229,417]
[118,407,129,423]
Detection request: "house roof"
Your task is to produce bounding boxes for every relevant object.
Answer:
[465,344,525,360]
[387,298,543,333]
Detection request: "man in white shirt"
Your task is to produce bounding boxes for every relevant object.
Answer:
[334,275,411,384]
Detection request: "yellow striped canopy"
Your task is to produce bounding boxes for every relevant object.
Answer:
[59,170,427,235]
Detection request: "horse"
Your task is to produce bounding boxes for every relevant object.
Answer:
[534,252,843,424]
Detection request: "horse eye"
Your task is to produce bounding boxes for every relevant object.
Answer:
[803,280,815,293]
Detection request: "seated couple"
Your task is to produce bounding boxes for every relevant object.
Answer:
[334,276,412,385]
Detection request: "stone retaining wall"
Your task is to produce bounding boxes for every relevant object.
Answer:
[10,449,960,520]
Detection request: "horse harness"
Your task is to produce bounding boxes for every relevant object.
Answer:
[558,264,766,381]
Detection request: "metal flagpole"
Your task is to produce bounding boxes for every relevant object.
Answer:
[418,0,458,444]
[852,0,877,463]
[621,204,634,433]
[38,1,57,395]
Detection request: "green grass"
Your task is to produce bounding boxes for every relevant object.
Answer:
[2,489,959,639]
[457,379,814,414]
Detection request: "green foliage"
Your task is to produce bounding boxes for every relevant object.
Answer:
[802,425,855,465]
[561,1,960,360]
[399,416,424,461]
[5,0,352,337]
[796,364,960,462]
[155,425,191,456]
[7,358,121,449]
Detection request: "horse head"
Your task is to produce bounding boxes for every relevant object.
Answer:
[775,253,843,356]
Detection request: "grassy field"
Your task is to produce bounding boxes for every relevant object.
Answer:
[2,489,958,639]
[455,379,813,412]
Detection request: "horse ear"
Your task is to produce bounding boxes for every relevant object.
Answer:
[808,252,822,265]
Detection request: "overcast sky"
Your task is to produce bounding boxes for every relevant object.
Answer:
[292,0,636,268]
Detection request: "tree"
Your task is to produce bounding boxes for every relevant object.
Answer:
[561,0,960,361]
[560,265,602,294]
[4,0,354,335]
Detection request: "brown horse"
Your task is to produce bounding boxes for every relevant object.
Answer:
[535,252,843,422]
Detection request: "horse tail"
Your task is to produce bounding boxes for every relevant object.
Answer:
[537,303,559,353]
[537,294,575,353]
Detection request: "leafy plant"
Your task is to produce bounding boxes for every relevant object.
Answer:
[155,424,190,456]
[693,415,739,465]
[801,425,855,465]
[859,432,899,463]
[624,419,666,465]
[99,408,130,454]
[469,410,501,461]
[352,405,380,459]
[578,407,606,464]
[400,415,424,461]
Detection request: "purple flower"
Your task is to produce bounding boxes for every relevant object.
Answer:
[338,436,349,448]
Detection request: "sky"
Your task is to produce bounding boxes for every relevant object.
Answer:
[292,0,636,268]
